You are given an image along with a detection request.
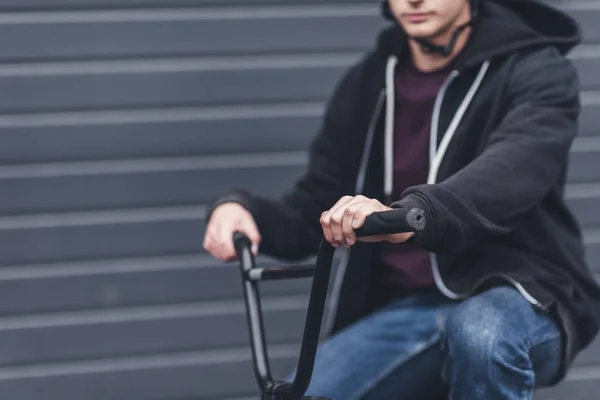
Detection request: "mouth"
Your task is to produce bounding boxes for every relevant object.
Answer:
[404,12,433,23]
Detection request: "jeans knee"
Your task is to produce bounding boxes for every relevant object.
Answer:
[441,287,563,397]
[444,305,498,366]
[442,288,525,369]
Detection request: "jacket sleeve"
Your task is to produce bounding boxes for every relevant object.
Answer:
[393,47,581,254]
[205,62,364,261]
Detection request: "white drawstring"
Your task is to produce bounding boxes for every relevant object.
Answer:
[384,55,398,200]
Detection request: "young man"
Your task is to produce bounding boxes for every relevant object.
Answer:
[204,0,600,398]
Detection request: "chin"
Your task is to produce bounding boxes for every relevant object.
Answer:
[401,22,439,39]
[404,28,438,40]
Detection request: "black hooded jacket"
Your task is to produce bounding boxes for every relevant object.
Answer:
[207,0,600,379]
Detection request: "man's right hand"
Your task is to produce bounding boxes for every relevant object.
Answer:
[203,203,262,262]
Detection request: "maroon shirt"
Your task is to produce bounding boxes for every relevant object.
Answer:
[379,58,455,294]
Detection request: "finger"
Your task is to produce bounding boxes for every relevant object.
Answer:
[240,219,262,255]
[202,226,211,250]
[214,224,237,261]
[210,237,232,261]
[321,196,354,246]
[202,232,213,255]
[203,226,225,260]
[328,196,359,246]
[351,198,381,231]
[205,233,231,261]
[341,201,372,246]
[319,211,336,246]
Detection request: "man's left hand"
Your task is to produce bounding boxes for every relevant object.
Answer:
[319,195,414,248]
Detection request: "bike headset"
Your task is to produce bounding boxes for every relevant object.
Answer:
[381,0,481,57]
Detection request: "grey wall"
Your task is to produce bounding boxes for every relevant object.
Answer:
[0,0,597,399]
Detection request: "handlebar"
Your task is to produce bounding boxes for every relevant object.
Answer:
[233,232,334,400]
[232,207,425,400]
[354,207,426,237]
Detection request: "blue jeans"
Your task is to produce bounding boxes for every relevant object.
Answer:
[290,286,563,400]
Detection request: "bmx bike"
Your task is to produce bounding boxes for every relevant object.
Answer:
[233,207,426,400]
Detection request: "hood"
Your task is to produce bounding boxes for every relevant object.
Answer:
[378,0,582,68]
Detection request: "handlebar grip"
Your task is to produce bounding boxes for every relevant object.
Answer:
[233,231,251,253]
[355,207,426,237]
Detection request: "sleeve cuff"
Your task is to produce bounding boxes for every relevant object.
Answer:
[390,193,438,250]
[205,190,254,222]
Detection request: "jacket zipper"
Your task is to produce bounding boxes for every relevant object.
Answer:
[428,61,548,312]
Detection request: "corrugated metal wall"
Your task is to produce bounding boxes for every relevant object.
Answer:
[0,0,597,399]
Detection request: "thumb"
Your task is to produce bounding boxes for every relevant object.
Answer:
[241,220,261,255]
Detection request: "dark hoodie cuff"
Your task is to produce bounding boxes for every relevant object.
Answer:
[389,194,438,249]
[204,190,254,222]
